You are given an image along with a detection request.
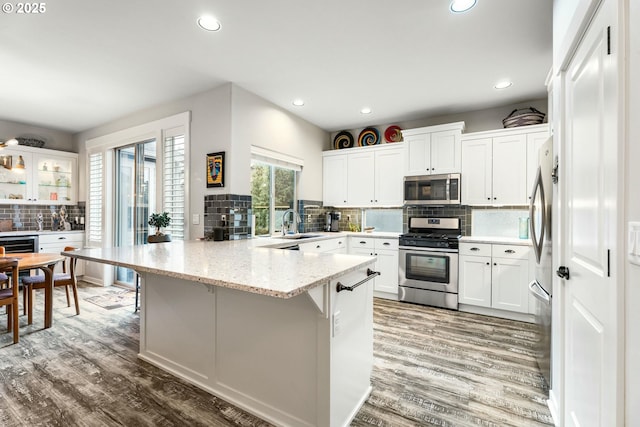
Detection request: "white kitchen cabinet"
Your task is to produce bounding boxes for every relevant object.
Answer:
[0,146,78,205]
[373,148,404,206]
[491,256,529,313]
[349,237,399,298]
[461,124,548,206]
[491,134,527,204]
[402,122,465,176]
[323,145,403,207]
[460,138,492,205]
[347,151,375,206]
[38,232,85,275]
[322,153,348,207]
[459,254,492,307]
[459,242,530,314]
[298,236,346,254]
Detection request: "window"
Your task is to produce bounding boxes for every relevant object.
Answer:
[363,209,403,233]
[163,134,185,240]
[88,152,103,243]
[251,161,296,236]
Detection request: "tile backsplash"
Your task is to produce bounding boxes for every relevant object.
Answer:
[0,202,85,231]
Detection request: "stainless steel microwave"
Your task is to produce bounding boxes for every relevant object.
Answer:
[404,173,461,205]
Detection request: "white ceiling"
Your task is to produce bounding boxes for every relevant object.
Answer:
[0,0,552,134]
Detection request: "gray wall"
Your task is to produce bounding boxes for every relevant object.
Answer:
[0,119,74,152]
[73,83,328,238]
[328,97,548,149]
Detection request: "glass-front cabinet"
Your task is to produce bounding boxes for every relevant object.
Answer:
[0,147,78,205]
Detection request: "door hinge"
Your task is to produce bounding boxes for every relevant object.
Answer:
[607,249,611,277]
[552,156,559,184]
[607,26,611,55]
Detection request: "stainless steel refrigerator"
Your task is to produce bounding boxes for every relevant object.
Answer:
[528,137,553,391]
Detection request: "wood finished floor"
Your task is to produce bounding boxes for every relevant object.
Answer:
[0,282,553,426]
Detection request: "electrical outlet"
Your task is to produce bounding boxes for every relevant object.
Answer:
[332,311,341,337]
[347,214,351,222]
[221,214,226,223]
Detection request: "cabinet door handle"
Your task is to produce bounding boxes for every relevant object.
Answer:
[493,263,497,266]
[486,262,490,265]
[470,247,480,251]
[487,197,491,200]
[383,242,390,246]
[316,245,321,249]
[58,237,67,240]
[360,241,367,244]
[504,249,515,254]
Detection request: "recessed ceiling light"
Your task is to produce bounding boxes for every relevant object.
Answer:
[292,99,305,106]
[494,81,513,89]
[450,0,477,13]
[197,15,221,32]
[360,107,372,114]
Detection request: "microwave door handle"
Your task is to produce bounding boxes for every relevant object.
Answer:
[529,167,546,263]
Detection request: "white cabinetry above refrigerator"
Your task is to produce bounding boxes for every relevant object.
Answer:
[461,124,549,206]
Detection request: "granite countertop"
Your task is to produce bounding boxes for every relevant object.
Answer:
[0,230,85,237]
[460,236,532,246]
[64,238,376,299]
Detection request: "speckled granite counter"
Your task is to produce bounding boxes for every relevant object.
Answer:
[67,238,376,426]
[460,236,532,246]
[66,238,375,298]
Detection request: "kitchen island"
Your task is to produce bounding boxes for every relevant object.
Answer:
[64,239,377,427]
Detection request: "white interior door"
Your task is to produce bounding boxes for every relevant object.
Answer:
[562,0,620,424]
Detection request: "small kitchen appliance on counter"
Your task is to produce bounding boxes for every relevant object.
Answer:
[398,217,461,309]
[326,212,341,232]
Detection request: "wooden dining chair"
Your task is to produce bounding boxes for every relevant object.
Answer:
[0,258,21,344]
[22,246,80,325]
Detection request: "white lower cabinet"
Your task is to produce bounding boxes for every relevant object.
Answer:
[349,237,398,298]
[298,237,346,254]
[38,232,85,275]
[459,242,530,315]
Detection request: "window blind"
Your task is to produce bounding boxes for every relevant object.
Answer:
[163,135,185,240]
[88,152,103,243]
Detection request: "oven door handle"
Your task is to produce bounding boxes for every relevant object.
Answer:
[399,246,459,254]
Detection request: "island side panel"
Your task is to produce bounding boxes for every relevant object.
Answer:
[139,273,216,384]
[328,269,375,426]
[138,266,375,427]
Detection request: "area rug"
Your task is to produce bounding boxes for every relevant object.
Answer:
[84,290,136,310]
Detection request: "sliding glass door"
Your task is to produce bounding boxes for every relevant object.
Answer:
[115,140,156,285]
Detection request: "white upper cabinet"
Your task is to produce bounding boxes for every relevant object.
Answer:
[492,134,527,204]
[373,147,404,206]
[461,124,549,206]
[322,152,348,207]
[0,146,78,205]
[323,144,403,207]
[402,122,465,176]
[347,150,375,206]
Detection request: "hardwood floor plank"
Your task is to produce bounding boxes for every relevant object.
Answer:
[0,283,552,426]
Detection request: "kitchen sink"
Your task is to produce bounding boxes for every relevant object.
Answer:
[280,234,320,240]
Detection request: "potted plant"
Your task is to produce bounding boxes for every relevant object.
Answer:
[148,211,172,243]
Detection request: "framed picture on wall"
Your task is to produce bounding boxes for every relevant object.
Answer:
[206,151,225,188]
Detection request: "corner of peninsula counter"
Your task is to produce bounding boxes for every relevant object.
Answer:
[64,238,377,427]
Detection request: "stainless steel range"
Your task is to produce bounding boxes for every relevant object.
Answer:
[398,217,461,310]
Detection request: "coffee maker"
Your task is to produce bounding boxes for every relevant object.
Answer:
[325,212,341,232]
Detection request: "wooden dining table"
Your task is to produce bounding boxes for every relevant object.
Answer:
[10,253,64,328]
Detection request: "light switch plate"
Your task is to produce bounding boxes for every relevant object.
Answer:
[192,213,200,225]
[629,222,640,266]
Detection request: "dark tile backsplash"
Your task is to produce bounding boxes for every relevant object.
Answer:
[0,202,85,231]
[203,194,252,240]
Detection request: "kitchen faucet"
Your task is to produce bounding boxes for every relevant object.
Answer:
[281,209,301,236]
